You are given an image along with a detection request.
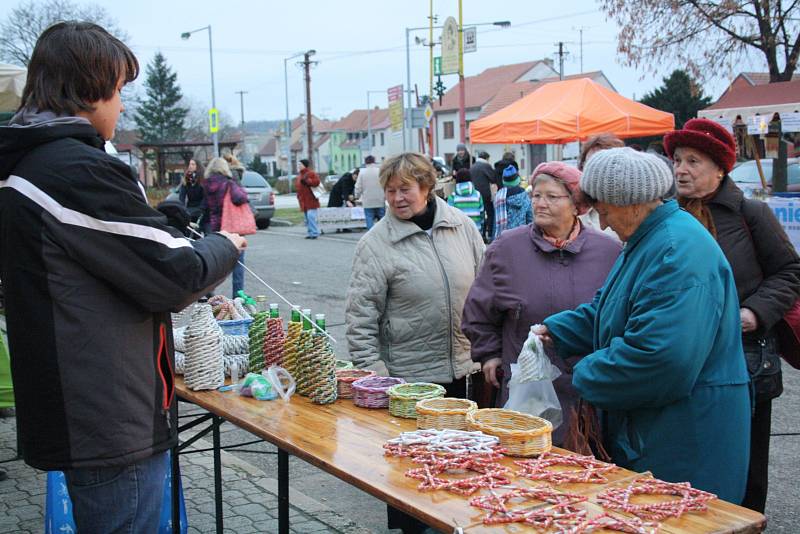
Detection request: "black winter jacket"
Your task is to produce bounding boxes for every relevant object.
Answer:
[708,176,800,398]
[0,122,239,470]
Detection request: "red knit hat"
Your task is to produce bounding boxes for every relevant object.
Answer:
[663,118,737,173]
[531,161,588,214]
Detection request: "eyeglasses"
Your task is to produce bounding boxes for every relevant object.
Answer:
[531,193,570,205]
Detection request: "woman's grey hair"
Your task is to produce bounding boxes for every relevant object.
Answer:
[532,173,573,200]
[205,157,232,179]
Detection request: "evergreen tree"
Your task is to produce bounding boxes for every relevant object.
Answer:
[640,70,712,129]
[248,155,268,176]
[134,52,188,143]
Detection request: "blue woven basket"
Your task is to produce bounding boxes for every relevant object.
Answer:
[217,318,253,337]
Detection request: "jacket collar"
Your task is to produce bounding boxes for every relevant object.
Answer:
[707,175,744,212]
[530,221,588,254]
[625,200,678,252]
[385,196,462,243]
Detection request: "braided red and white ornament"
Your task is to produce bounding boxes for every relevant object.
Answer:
[597,477,716,521]
[469,486,587,527]
[515,452,618,484]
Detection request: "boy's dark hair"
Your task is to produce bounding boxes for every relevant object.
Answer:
[20,21,139,116]
[299,158,311,168]
[364,155,375,164]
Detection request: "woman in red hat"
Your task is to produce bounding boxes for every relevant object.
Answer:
[664,118,800,512]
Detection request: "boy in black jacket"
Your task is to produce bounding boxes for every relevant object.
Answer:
[0,22,245,532]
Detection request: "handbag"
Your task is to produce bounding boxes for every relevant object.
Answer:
[312,183,327,200]
[220,182,256,236]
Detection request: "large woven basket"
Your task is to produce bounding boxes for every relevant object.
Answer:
[415,397,478,430]
[351,376,405,408]
[467,408,553,457]
[217,318,253,337]
[386,382,446,419]
[335,368,375,399]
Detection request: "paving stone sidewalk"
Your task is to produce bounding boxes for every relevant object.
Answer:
[0,408,375,534]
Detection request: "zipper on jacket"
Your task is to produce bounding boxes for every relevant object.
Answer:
[427,233,456,381]
[156,323,175,429]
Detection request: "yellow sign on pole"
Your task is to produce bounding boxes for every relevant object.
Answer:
[388,85,404,133]
[209,108,219,133]
[440,17,459,75]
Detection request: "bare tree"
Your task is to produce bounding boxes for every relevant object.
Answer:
[600,0,800,82]
[0,0,129,66]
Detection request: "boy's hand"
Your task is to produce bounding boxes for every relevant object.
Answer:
[219,231,247,252]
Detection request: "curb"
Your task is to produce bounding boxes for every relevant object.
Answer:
[270,218,294,227]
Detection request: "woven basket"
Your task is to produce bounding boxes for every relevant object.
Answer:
[218,318,253,337]
[467,408,553,457]
[386,382,446,419]
[415,397,478,430]
[335,369,375,399]
[335,359,355,370]
[351,376,405,408]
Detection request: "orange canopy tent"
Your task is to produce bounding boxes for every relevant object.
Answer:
[470,78,675,144]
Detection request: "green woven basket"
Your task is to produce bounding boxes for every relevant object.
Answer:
[386,382,446,419]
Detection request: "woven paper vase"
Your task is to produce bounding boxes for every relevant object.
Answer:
[283,322,302,376]
[307,335,338,405]
[264,317,285,368]
[183,303,225,391]
[467,408,553,457]
[386,383,446,419]
[295,331,315,396]
[415,397,478,430]
[248,312,268,373]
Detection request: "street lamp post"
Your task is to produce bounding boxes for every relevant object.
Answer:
[181,25,218,156]
[366,90,384,154]
[284,51,305,179]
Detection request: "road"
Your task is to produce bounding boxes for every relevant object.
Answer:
[212,224,799,533]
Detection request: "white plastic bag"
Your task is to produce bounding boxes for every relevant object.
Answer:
[503,326,563,428]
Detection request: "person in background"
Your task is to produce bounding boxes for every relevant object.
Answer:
[665,118,800,512]
[470,151,499,243]
[224,153,245,181]
[451,143,472,175]
[354,155,385,230]
[494,151,518,185]
[204,157,249,296]
[346,152,484,533]
[295,158,321,239]
[327,171,355,208]
[0,22,244,531]
[178,158,206,227]
[538,147,750,504]
[494,165,532,239]
[447,168,484,234]
[462,161,620,444]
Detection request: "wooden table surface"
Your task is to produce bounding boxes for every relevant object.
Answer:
[176,379,766,533]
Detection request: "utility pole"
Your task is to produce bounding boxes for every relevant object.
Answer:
[235,90,248,128]
[555,42,566,80]
[302,51,315,165]
[578,27,585,73]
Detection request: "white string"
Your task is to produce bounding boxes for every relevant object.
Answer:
[186,226,338,344]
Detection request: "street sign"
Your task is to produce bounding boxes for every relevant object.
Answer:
[780,112,800,132]
[424,103,434,124]
[440,17,459,75]
[433,56,442,76]
[388,85,404,133]
[747,115,768,135]
[410,107,427,129]
[208,108,219,133]
[463,27,477,53]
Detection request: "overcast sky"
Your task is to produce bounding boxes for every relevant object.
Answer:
[1,0,764,124]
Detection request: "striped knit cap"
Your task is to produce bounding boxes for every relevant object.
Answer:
[580,147,673,206]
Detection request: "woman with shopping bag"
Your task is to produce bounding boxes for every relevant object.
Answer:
[203,157,252,297]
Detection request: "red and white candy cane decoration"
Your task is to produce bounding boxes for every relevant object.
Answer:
[469,486,587,527]
[384,429,500,454]
[404,455,512,496]
[562,512,660,534]
[597,477,717,521]
[515,452,618,484]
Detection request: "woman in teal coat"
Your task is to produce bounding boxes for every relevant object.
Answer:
[537,148,750,504]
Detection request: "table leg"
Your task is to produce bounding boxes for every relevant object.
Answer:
[213,415,223,534]
[278,448,289,534]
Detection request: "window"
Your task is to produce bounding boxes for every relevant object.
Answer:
[380,133,385,146]
[443,121,454,139]
[372,134,376,147]
[465,120,472,140]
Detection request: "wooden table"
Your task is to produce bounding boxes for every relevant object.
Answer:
[174,379,766,534]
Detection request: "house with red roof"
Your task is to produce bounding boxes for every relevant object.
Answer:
[328,107,401,173]
[698,76,800,126]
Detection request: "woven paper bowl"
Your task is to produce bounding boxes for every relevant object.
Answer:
[386,382,446,419]
[415,397,477,430]
[335,368,375,399]
[351,376,405,409]
[467,408,553,457]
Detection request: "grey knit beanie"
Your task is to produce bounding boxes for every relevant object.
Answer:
[580,147,673,206]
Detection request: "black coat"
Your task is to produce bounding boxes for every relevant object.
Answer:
[328,173,355,208]
[452,152,472,174]
[469,159,498,201]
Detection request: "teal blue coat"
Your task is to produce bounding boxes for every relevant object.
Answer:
[544,201,750,504]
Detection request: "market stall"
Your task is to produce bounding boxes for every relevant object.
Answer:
[469,77,675,145]
[0,63,25,123]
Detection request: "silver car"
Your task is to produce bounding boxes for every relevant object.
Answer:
[241,171,276,229]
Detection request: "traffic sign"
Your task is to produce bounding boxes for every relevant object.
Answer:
[208,108,219,133]
[463,27,477,53]
[424,103,433,124]
[433,56,442,76]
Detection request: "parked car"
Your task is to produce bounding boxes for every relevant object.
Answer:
[164,170,275,230]
[241,170,275,229]
[729,159,800,195]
